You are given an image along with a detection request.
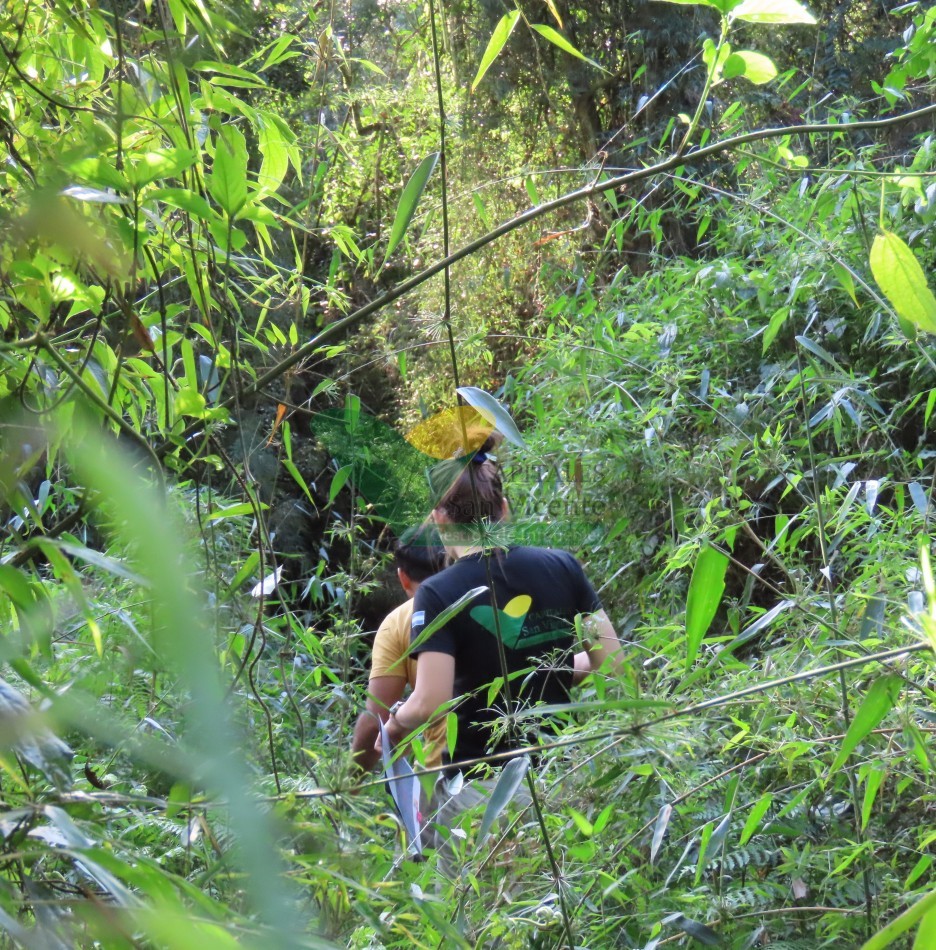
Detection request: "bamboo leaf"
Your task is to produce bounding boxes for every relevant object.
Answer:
[328,464,353,503]
[830,674,901,775]
[456,386,527,448]
[909,481,929,518]
[740,793,772,845]
[477,754,530,843]
[870,231,936,335]
[913,907,936,950]
[650,803,672,865]
[730,0,817,23]
[383,153,439,263]
[529,24,606,72]
[543,0,563,27]
[209,125,248,217]
[861,888,936,950]
[861,767,886,831]
[471,11,521,92]
[685,544,729,669]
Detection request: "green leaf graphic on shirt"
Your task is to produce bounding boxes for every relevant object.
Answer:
[471,595,568,649]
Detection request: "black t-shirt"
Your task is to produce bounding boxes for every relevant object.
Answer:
[411,546,602,766]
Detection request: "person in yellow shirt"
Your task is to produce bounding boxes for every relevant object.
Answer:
[350,527,447,774]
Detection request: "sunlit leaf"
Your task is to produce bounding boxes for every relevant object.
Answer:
[740,793,772,845]
[383,153,439,263]
[471,11,521,92]
[730,0,817,23]
[209,125,248,217]
[456,386,527,448]
[722,50,778,84]
[530,24,606,72]
[870,230,936,334]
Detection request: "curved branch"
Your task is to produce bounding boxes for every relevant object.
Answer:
[238,102,936,402]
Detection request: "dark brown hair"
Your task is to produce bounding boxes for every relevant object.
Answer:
[393,525,446,582]
[434,435,505,524]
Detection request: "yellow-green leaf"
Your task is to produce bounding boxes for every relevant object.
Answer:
[530,24,606,73]
[730,0,817,24]
[685,544,729,670]
[870,230,936,334]
[383,153,439,263]
[472,11,521,92]
[829,675,901,776]
[723,50,778,84]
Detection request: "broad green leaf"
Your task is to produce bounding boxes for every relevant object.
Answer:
[477,754,530,843]
[907,855,933,889]
[685,544,729,669]
[870,230,936,334]
[456,386,527,448]
[722,50,778,84]
[861,888,936,950]
[328,464,353,503]
[740,793,772,845]
[830,674,901,775]
[833,262,859,306]
[209,125,248,217]
[530,24,605,72]
[730,0,817,23]
[258,115,289,194]
[762,306,789,353]
[656,0,721,6]
[569,807,594,837]
[149,187,214,220]
[471,11,521,92]
[383,153,439,263]
[914,907,936,950]
[205,502,267,523]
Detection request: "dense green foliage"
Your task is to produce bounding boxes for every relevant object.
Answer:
[1,0,936,947]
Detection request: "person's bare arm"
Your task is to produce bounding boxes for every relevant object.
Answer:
[572,649,591,686]
[379,651,455,750]
[581,609,625,677]
[350,676,406,773]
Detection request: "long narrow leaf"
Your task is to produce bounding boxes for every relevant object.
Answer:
[685,545,728,669]
[650,803,672,865]
[407,585,489,657]
[861,887,936,950]
[383,153,439,264]
[456,386,527,448]
[477,754,530,843]
[471,11,520,92]
[829,674,901,775]
[530,24,606,72]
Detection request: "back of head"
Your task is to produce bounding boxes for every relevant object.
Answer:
[394,524,446,582]
[434,434,505,525]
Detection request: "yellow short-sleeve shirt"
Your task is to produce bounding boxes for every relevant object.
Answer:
[370,599,445,770]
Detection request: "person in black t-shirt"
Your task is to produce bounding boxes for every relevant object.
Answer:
[378,435,625,868]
